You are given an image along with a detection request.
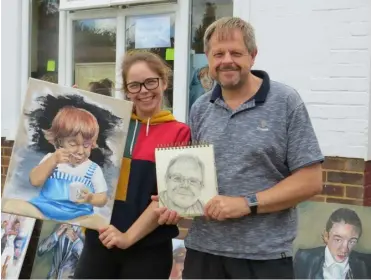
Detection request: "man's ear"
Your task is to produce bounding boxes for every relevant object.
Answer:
[250,49,258,65]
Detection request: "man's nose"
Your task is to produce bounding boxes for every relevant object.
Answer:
[221,52,234,63]
[341,241,350,252]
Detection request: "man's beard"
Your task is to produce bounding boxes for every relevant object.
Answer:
[216,65,245,90]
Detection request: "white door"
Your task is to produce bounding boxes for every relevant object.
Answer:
[64,1,191,122]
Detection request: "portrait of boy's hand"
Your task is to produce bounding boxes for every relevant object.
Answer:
[75,187,93,204]
[52,148,71,165]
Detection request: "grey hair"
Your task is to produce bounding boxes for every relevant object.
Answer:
[165,154,205,187]
[203,17,257,54]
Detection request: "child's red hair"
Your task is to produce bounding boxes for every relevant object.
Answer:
[43,106,99,148]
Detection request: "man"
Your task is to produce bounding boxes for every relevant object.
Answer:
[37,223,84,279]
[155,16,324,279]
[159,155,205,215]
[294,208,369,279]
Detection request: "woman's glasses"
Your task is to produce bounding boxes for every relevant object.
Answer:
[126,77,160,94]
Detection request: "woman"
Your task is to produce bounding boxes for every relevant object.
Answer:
[74,50,190,279]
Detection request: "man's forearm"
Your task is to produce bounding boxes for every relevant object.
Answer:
[125,201,160,246]
[255,164,323,214]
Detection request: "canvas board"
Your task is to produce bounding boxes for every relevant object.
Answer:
[170,239,186,280]
[155,145,218,217]
[1,78,133,230]
[293,201,371,279]
[30,221,85,279]
[1,213,36,279]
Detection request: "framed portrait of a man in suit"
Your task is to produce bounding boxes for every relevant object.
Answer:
[30,221,85,279]
[293,202,371,279]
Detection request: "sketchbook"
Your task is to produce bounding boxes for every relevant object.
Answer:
[155,143,218,217]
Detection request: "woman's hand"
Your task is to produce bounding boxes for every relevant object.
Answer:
[98,225,132,249]
[151,195,181,225]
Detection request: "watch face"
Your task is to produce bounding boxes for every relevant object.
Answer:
[248,195,258,206]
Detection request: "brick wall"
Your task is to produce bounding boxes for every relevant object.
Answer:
[1,138,42,279]
[315,157,365,205]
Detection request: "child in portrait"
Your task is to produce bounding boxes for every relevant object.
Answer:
[27,106,108,226]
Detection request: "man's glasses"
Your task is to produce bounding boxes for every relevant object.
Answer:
[126,78,160,94]
[167,174,203,189]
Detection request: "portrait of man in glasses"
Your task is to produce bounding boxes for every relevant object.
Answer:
[159,155,205,216]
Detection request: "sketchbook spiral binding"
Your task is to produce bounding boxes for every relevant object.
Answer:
[156,141,212,150]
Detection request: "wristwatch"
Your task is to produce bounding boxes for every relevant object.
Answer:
[245,193,258,215]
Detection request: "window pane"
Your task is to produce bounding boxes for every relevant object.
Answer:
[188,0,233,113]
[73,18,117,96]
[31,0,60,84]
[125,14,175,111]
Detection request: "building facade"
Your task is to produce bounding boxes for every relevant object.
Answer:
[1,0,371,277]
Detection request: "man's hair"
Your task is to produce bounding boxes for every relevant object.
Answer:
[165,154,205,187]
[203,17,257,54]
[326,208,362,237]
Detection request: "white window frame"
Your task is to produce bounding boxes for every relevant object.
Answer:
[60,0,110,11]
[62,0,190,123]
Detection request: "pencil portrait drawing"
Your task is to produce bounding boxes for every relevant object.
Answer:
[159,154,205,216]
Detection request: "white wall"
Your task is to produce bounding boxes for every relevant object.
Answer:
[1,0,23,139]
[241,0,371,159]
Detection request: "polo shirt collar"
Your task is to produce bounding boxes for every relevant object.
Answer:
[210,70,270,103]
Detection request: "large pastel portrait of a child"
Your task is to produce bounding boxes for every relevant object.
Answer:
[1,78,133,230]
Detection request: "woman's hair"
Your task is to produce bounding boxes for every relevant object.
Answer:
[121,50,172,93]
[43,106,99,148]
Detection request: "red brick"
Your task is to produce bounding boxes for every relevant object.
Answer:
[1,156,10,167]
[2,147,12,156]
[323,157,365,172]
[327,197,363,206]
[345,186,364,199]
[322,185,344,197]
[364,185,371,206]
[309,195,326,202]
[322,171,327,182]
[327,172,363,185]
[2,140,14,148]
[1,166,8,176]
[364,161,371,186]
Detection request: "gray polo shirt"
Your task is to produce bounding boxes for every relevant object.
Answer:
[185,70,324,260]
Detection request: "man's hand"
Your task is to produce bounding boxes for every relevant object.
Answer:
[56,224,68,236]
[98,225,132,249]
[151,195,181,225]
[205,195,250,221]
[65,228,78,242]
